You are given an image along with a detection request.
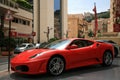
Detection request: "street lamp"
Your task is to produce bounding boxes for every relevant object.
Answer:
[5,9,13,72]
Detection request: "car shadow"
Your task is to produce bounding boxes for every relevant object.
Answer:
[10,64,120,80]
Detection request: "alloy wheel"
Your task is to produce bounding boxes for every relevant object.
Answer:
[48,57,65,76]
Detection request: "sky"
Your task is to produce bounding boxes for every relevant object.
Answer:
[68,0,110,14]
[54,0,60,11]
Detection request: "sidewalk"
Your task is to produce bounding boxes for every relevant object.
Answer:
[0,54,13,73]
[0,55,12,78]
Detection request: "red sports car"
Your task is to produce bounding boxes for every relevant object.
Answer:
[11,38,114,76]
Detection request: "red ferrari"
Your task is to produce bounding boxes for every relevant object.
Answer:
[11,38,114,76]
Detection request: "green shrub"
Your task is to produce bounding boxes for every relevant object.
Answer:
[0,30,4,47]
[1,37,16,51]
[48,38,59,43]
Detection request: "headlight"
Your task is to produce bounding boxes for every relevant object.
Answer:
[29,53,44,59]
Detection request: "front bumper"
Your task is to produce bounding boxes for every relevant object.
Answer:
[11,59,48,74]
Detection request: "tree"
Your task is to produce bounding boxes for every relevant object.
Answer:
[84,14,94,22]
[97,11,110,19]
[1,37,16,51]
[0,30,4,54]
[0,30,4,47]
[84,11,110,22]
[88,30,94,37]
[12,0,32,9]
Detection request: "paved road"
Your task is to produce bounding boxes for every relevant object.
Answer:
[0,58,120,80]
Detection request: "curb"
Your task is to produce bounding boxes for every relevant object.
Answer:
[0,69,13,77]
[0,70,9,77]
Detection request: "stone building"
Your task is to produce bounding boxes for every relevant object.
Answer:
[110,0,120,32]
[33,0,68,43]
[0,0,33,43]
[68,14,88,38]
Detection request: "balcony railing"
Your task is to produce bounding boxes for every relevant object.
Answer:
[0,0,18,9]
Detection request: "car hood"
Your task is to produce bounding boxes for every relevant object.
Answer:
[15,47,25,50]
[11,49,50,62]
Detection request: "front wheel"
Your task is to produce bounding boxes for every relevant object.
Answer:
[47,56,65,76]
[102,51,113,66]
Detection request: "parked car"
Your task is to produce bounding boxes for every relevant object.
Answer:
[14,43,35,54]
[11,38,114,76]
[96,40,120,57]
[34,42,48,49]
[34,43,41,49]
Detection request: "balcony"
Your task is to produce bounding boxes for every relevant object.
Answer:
[0,0,18,14]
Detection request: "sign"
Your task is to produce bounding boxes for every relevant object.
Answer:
[32,32,36,36]
[10,31,17,37]
[17,33,30,37]
[5,9,13,20]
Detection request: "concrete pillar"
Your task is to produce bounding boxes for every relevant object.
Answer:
[33,0,54,43]
[33,0,39,43]
[33,0,68,43]
[61,0,68,39]
[109,0,114,32]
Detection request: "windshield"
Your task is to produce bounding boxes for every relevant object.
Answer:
[44,39,71,49]
[18,44,27,47]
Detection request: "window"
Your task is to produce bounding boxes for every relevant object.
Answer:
[27,21,30,26]
[15,18,18,23]
[70,39,94,48]
[27,44,33,48]
[23,20,26,25]
[12,17,31,26]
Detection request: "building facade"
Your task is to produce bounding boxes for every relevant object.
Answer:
[89,18,110,33]
[0,0,33,43]
[33,0,68,43]
[68,15,78,38]
[110,0,120,32]
[68,14,88,38]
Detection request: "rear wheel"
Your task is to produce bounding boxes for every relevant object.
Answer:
[47,56,65,76]
[102,51,113,66]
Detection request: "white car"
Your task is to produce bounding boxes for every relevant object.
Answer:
[34,43,41,49]
[14,43,35,54]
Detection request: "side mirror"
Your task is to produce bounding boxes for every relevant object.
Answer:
[96,43,101,47]
[67,45,78,49]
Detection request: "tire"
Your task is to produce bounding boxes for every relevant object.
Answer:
[47,56,65,76]
[102,51,113,66]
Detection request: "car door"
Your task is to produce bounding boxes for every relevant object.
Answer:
[67,39,97,67]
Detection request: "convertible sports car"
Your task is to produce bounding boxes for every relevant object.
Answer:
[11,38,114,76]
